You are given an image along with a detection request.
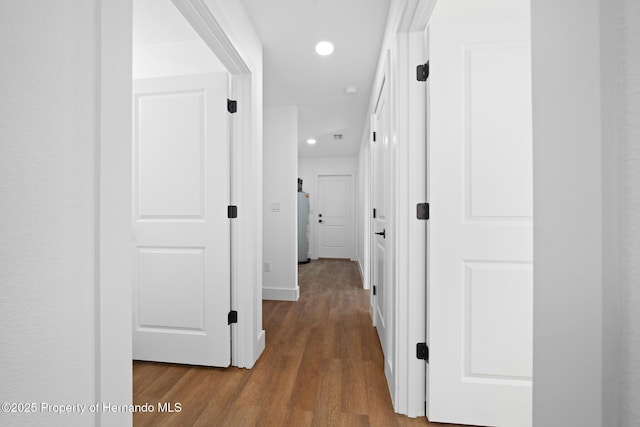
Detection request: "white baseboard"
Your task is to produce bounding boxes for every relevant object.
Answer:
[253,330,265,367]
[262,286,300,301]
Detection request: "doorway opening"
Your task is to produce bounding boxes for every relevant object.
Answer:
[131,0,234,368]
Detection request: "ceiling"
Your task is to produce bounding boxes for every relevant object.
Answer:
[240,0,391,158]
[133,0,391,159]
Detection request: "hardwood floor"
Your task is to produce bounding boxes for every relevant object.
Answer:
[133,259,461,426]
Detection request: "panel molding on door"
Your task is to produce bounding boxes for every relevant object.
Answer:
[132,72,231,367]
[463,43,533,223]
[463,260,533,381]
[136,247,206,332]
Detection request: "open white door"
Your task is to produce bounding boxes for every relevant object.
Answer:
[427,0,533,425]
[132,72,232,367]
[372,72,395,396]
[317,175,353,259]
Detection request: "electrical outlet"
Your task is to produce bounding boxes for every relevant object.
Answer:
[264,262,271,273]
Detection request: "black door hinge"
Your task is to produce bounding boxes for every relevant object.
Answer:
[227,99,237,114]
[228,310,238,325]
[373,208,377,219]
[417,342,429,362]
[373,131,377,142]
[417,61,429,81]
[417,203,429,220]
[228,205,238,218]
[373,285,377,296]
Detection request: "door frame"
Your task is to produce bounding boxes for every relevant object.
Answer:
[315,172,356,261]
[173,0,263,371]
[394,28,430,417]
[361,0,436,416]
[98,0,263,424]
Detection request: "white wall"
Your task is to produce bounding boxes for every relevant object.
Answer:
[530,0,640,425]
[0,2,103,426]
[606,0,640,424]
[263,107,299,301]
[298,156,359,261]
[531,1,603,424]
[619,1,640,422]
[533,1,640,424]
[99,1,134,423]
[133,39,226,79]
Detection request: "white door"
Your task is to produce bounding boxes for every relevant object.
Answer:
[427,1,533,426]
[317,175,353,259]
[371,75,394,391]
[132,73,232,367]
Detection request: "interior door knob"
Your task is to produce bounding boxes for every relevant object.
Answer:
[375,229,386,238]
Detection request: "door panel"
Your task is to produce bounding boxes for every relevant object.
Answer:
[465,46,533,220]
[465,261,533,379]
[428,1,533,425]
[132,73,231,367]
[318,175,352,259]
[136,91,205,219]
[372,73,394,391]
[137,248,205,331]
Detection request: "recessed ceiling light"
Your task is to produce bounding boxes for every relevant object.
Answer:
[345,86,358,95]
[315,41,334,56]
[307,138,317,145]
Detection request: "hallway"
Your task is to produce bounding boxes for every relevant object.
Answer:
[133,259,461,426]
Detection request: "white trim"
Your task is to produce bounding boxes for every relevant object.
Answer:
[360,144,372,291]
[229,73,255,368]
[98,0,133,425]
[262,286,300,301]
[394,30,428,418]
[388,1,436,417]
[172,0,262,369]
[356,257,365,284]
[254,330,266,362]
[172,0,250,74]
[356,0,437,417]
[398,0,438,32]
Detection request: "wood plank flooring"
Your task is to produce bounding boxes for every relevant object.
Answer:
[133,259,461,426]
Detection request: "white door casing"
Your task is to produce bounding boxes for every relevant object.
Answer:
[317,174,354,259]
[132,72,232,367]
[98,2,264,423]
[427,1,533,426]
